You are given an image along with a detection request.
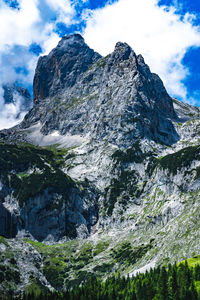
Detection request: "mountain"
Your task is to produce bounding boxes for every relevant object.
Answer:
[0,34,200,296]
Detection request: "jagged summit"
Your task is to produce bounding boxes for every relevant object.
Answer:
[113,41,133,59]
[33,34,101,102]
[19,34,179,147]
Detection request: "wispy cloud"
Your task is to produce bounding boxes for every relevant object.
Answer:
[0,0,76,129]
[0,85,27,129]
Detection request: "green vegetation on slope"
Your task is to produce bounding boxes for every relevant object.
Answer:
[24,239,79,289]
[0,237,21,293]
[16,260,200,299]
[112,141,155,165]
[112,241,152,266]
[1,236,200,299]
[0,142,75,206]
[24,238,111,290]
[157,145,200,175]
[23,238,154,291]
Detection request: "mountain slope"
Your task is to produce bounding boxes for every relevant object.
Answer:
[0,34,200,295]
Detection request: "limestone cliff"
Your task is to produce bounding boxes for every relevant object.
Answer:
[0,34,200,295]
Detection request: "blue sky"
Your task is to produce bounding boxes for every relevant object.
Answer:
[158,0,200,99]
[0,0,200,128]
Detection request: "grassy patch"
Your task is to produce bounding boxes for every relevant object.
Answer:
[25,279,49,298]
[91,54,110,69]
[104,170,138,216]
[104,142,155,216]
[61,97,86,110]
[112,141,155,165]
[0,264,20,284]
[0,236,8,246]
[179,255,200,268]
[73,242,93,265]
[93,262,113,273]
[24,239,79,289]
[93,240,110,256]
[112,241,152,266]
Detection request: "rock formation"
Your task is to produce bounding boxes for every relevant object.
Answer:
[0,34,200,295]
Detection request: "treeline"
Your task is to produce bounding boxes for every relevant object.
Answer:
[12,262,200,299]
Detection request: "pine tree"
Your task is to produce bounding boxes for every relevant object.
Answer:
[168,265,179,300]
[194,264,200,281]
[158,266,168,300]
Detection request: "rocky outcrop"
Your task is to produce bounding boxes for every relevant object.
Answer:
[1,34,200,295]
[0,143,99,241]
[0,202,17,238]
[23,35,179,148]
[0,34,184,243]
[33,34,101,102]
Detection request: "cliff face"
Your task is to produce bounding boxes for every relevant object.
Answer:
[28,35,178,147]
[0,143,99,241]
[0,34,200,295]
[33,34,101,102]
[0,34,180,241]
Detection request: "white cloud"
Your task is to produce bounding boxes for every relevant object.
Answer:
[0,0,75,129]
[45,0,74,24]
[0,0,40,48]
[0,89,27,130]
[41,27,60,55]
[83,0,200,100]
[0,0,77,82]
[0,0,73,55]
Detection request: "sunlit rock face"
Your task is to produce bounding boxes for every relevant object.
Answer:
[33,34,101,102]
[1,34,200,295]
[0,34,180,243]
[28,34,178,147]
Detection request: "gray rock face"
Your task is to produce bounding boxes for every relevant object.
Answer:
[18,187,99,241]
[1,34,200,294]
[0,184,99,242]
[24,35,179,147]
[0,140,99,242]
[33,34,101,102]
[0,202,17,238]
[0,34,181,242]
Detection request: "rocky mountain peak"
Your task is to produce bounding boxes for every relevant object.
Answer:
[14,34,178,147]
[1,33,200,296]
[57,33,85,47]
[33,34,101,102]
[113,41,133,60]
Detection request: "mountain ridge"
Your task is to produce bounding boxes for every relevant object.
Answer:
[0,34,200,295]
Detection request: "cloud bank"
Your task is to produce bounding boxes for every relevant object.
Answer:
[0,0,76,129]
[83,0,200,101]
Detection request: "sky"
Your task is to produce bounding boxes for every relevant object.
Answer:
[0,0,200,129]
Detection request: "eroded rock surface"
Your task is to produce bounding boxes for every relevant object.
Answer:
[0,34,200,294]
